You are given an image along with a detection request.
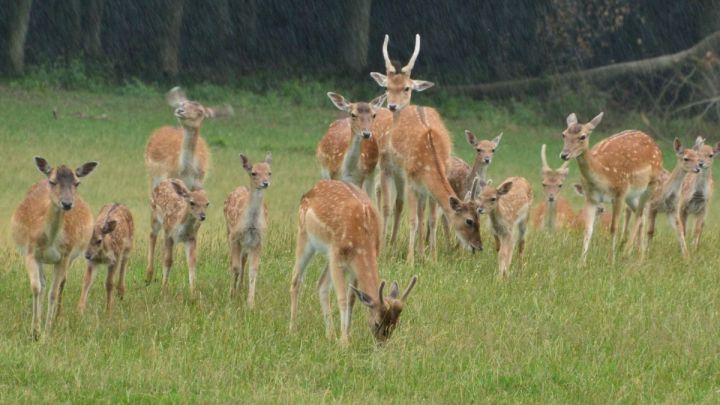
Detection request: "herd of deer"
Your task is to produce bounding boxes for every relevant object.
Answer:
[10,34,719,345]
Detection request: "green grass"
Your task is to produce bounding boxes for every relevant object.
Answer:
[1,84,719,403]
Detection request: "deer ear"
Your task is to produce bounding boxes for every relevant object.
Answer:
[102,220,117,234]
[170,180,189,198]
[566,113,578,127]
[465,130,477,146]
[412,80,434,92]
[492,132,503,147]
[401,276,417,303]
[34,156,52,176]
[587,112,604,130]
[497,181,513,195]
[76,161,98,178]
[370,72,387,87]
[264,152,273,165]
[350,285,374,308]
[369,93,387,112]
[448,196,462,212]
[239,154,252,172]
[714,142,720,155]
[326,92,352,112]
[165,86,187,107]
[389,281,400,299]
[673,138,683,156]
[573,183,585,197]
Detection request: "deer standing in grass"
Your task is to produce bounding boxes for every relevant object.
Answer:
[146,179,209,293]
[559,113,663,263]
[679,137,720,250]
[224,153,272,308]
[11,157,98,339]
[79,203,134,314]
[531,144,579,231]
[475,177,533,277]
[447,130,502,199]
[316,92,389,193]
[289,180,418,346]
[144,87,233,191]
[370,34,435,244]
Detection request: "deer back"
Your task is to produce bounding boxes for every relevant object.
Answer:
[316,118,379,179]
[389,106,452,176]
[144,126,210,181]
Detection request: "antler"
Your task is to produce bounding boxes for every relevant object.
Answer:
[468,176,481,201]
[401,34,421,73]
[382,35,396,73]
[541,144,550,171]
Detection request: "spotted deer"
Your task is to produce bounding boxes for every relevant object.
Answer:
[475,177,533,277]
[316,92,389,194]
[559,112,663,262]
[531,144,579,231]
[146,179,209,293]
[679,137,720,250]
[224,153,272,308]
[447,130,503,199]
[289,180,418,346]
[78,203,134,314]
[11,157,98,339]
[144,87,233,191]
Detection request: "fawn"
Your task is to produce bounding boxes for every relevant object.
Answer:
[224,153,272,308]
[79,203,134,314]
[11,157,98,339]
[531,144,579,231]
[679,137,720,250]
[447,130,502,199]
[146,179,209,293]
[289,180,417,346]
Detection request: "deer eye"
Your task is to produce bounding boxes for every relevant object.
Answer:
[579,135,587,141]
[542,184,547,187]
[710,154,715,158]
[490,197,497,202]
[465,219,474,227]
[404,87,410,92]
[476,148,482,153]
[351,113,358,118]
[683,157,689,162]
[561,133,565,138]
[95,239,102,246]
[251,172,257,177]
[491,149,496,153]
[206,202,210,207]
[74,181,80,187]
[189,201,196,207]
[372,114,377,119]
[48,180,57,186]
[559,184,563,188]
[268,172,272,176]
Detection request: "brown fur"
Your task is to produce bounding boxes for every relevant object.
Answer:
[11,158,97,339]
[146,179,209,293]
[447,131,502,198]
[79,203,134,314]
[679,139,720,250]
[289,180,417,345]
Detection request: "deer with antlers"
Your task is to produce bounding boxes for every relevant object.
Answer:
[144,87,233,191]
[679,136,720,250]
[224,153,272,308]
[559,113,663,262]
[531,144,580,231]
[79,203,134,314]
[289,180,418,346]
[11,157,98,339]
[475,177,533,277]
[316,92,390,193]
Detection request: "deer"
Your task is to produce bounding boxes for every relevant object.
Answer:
[644,138,701,258]
[475,177,533,277]
[447,130,503,199]
[370,34,435,244]
[289,180,418,346]
[78,203,134,314]
[679,136,720,250]
[144,86,233,192]
[559,112,663,263]
[11,157,98,339]
[146,179,209,294]
[316,92,390,193]
[531,144,580,231]
[224,153,272,308]
[572,184,612,232]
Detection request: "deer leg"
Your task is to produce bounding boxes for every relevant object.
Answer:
[379,169,391,239]
[146,218,161,284]
[117,254,129,301]
[317,265,334,339]
[497,237,514,278]
[646,207,658,254]
[46,257,69,333]
[26,254,43,340]
[626,193,649,259]
[417,193,427,257]
[78,262,97,315]
[185,239,198,295]
[105,263,116,314]
[621,206,633,246]
[161,236,174,290]
[289,230,315,333]
[390,174,405,246]
[229,242,243,298]
[247,249,260,309]
[328,252,350,347]
[668,213,689,258]
[517,219,528,264]
[406,189,419,266]
[363,172,376,201]
[426,199,439,261]
[693,210,707,249]
[581,200,599,265]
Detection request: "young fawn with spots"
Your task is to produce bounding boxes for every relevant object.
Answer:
[146,179,209,293]
[447,130,502,199]
[224,153,272,308]
[559,112,663,262]
[531,144,579,231]
[316,92,389,193]
[11,157,98,339]
[679,137,720,250]
[476,177,533,277]
[289,180,417,346]
[79,203,134,314]
[144,87,233,191]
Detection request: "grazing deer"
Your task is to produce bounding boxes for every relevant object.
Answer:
[559,112,663,262]
[224,153,272,308]
[475,177,533,277]
[531,144,579,231]
[370,34,435,244]
[11,157,98,339]
[146,179,209,293]
[144,87,233,191]
[78,203,134,314]
[447,130,503,199]
[645,138,701,257]
[289,180,418,346]
[679,137,720,250]
[316,92,389,194]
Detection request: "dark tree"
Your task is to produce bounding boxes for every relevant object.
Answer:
[339,0,372,73]
[0,0,34,74]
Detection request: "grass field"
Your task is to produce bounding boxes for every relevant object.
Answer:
[1,84,719,403]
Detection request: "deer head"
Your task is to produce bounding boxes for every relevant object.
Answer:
[466,130,502,166]
[540,144,570,203]
[85,204,119,261]
[475,180,513,215]
[351,276,418,343]
[240,152,273,189]
[370,34,434,112]
[560,112,604,161]
[327,92,387,139]
[166,86,234,130]
[35,157,98,211]
[694,136,720,171]
[673,138,701,174]
[170,180,209,221]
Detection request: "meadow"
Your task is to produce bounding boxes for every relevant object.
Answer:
[0,83,719,403]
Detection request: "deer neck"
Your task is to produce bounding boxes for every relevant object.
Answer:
[662,165,689,201]
[243,188,266,229]
[423,132,459,217]
[693,167,712,194]
[44,199,65,246]
[467,160,488,189]
[340,130,363,185]
[180,127,201,170]
[575,150,600,186]
[544,201,557,230]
